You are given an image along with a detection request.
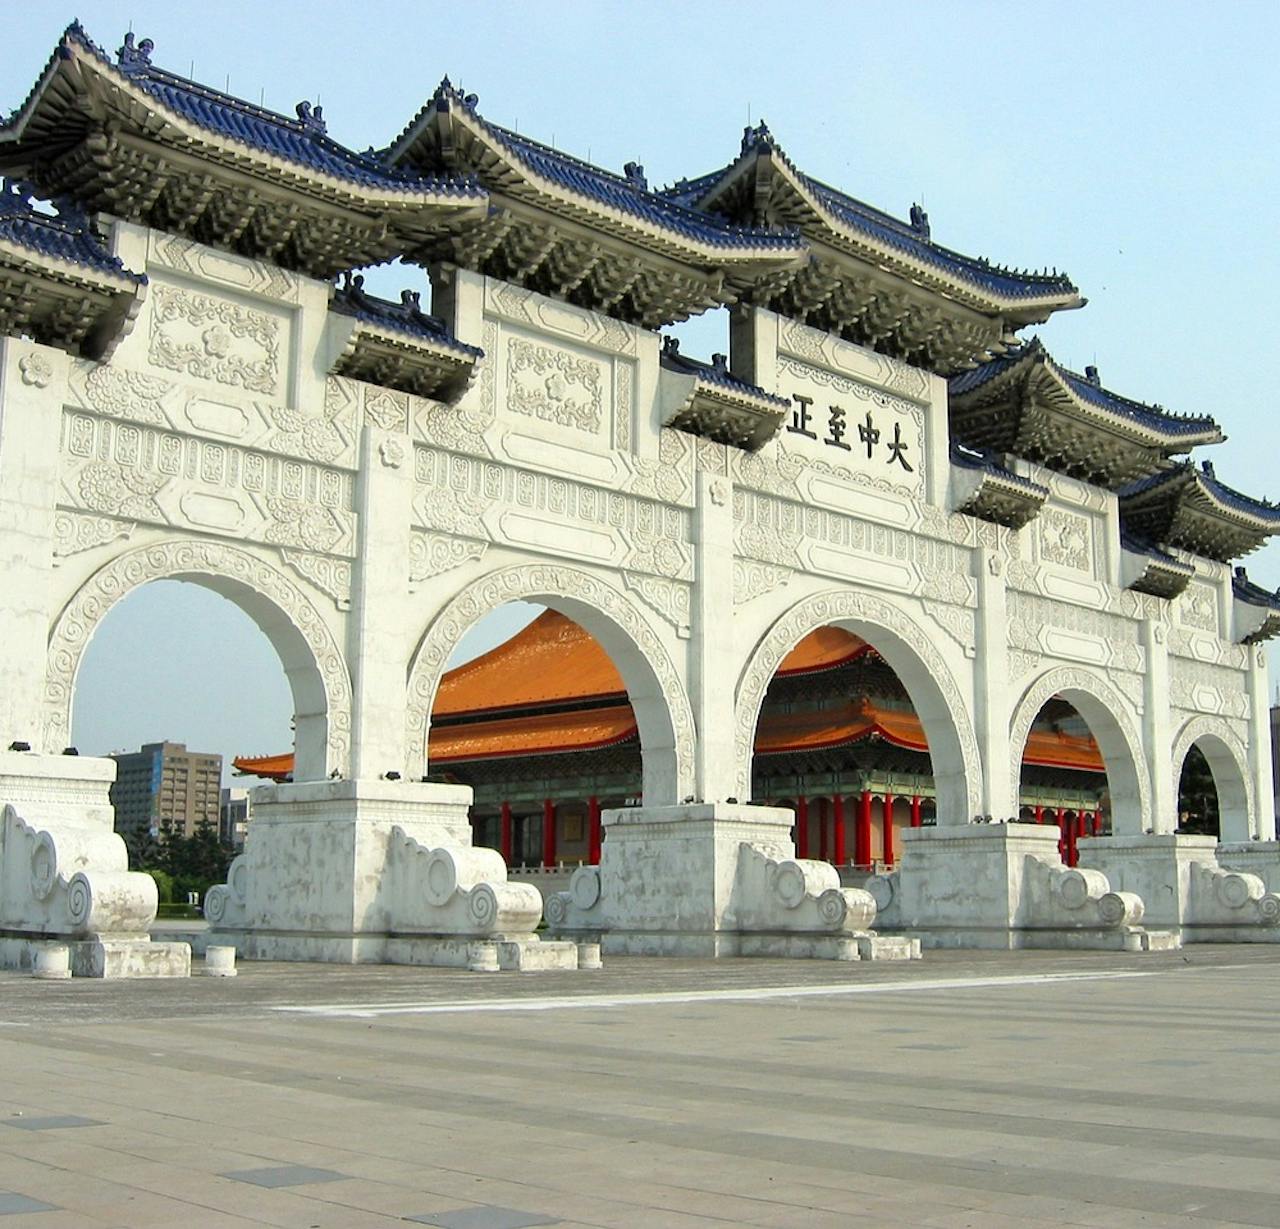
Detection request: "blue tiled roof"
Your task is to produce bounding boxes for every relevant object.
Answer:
[1119,531,1189,570]
[19,26,484,199]
[950,442,1049,496]
[330,275,483,358]
[659,338,789,407]
[1232,568,1280,611]
[1119,463,1280,524]
[0,181,144,282]
[664,129,1078,303]
[950,341,1221,440]
[389,85,802,253]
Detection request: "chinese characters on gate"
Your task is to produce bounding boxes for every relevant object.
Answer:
[789,394,913,472]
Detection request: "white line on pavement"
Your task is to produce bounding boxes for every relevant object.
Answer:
[271,969,1158,1019]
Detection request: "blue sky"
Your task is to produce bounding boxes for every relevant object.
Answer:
[6,2,1278,778]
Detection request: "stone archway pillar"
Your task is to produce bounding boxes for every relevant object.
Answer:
[1143,621,1176,833]
[975,549,1014,820]
[348,424,413,779]
[1247,647,1276,842]
[692,472,737,803]
[0,341,64,752]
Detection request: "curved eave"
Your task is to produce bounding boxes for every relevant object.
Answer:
[953,348,1223,453]
[695,147,1081,319]
[0,233,143,294]
[2,33,489,217]
[389,100,807,274]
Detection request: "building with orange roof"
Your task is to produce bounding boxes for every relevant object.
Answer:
[237,609,1108,870]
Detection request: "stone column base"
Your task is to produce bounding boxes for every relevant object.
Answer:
[203,777,579,970]
[0,752,190,978]
[867,823,1173,951]
[546,803,919,962]
[1078,834,1280,942]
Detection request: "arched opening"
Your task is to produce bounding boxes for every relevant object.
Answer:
[1016,695,1109,866]
[744,623,953,872]
[1173,725,1250,841]
[67,577,299,900]
[423,603,640,870]
[1177,745,1219,838]
[406,567,695,863]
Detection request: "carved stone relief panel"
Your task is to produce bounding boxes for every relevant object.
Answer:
[51,511,135,560]
[1007,590,1144,675]
[413,446,692,580]
[733,559,793,607]
[776,317,931,402]
[66,361,358,469]
[1169,659,1251,720]
[59,410,356,557]
[409,531,487,584]
[413,321,499,458]
[148,282,283,397]
[623,573,691,638]
[484,280,638,357]
[627,428,693,505]
[1178,581,1219,633]
[1038,507,1092,572]
[148,233,301,303]
[505,335,605,434]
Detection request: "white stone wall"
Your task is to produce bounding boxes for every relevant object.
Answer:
[0,223,1268,841]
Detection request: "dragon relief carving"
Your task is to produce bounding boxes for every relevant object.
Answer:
[406,564,695,798]
[409,532,487,583]
[149,285,279,395]
[45,541,351,773]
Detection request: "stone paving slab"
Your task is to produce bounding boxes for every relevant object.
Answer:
[3,947,1280,1226]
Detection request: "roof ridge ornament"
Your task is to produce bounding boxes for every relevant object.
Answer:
[1084,364,1101,386]
[623,161,648,192]
[295,100,327,137]
[116,31,154,73]
[909,203,930,241]
[740,120,773,155]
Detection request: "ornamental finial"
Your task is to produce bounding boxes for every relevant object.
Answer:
[1084,364,1101,386]
[740,121,772,155]
[1201,459,1216,479]
[909,203,931,240]
[623,162,648,191]
[295,100,327,136]
[117,31,154,72]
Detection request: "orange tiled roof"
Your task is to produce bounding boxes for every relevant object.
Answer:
[431,705,637,762]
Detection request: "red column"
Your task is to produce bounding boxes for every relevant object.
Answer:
[856,790,873,868]
[542,798,557,869]
[795,796,809,859]
[818,798,830,862]
[1034,804,1044,825]
[500,801,513,866]
[833,794,847,866]
[882,793,895,867]
[910,795,922,828]
[588,796,602,865]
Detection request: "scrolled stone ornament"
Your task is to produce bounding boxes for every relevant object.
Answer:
[769,860,810,910]
[543,891,569,927]
[1215,871,1253,911]
[569,864,601,910]
[467,882,500,930]
[815,888,849,929]
[203,883,229,925]
[1258,893,1280,925]
[28,826,58,901]
[66,872,93,929]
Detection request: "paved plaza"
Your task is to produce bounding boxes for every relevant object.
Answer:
[1,947,1280,1227]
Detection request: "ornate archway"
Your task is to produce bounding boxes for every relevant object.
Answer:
[45,541,352,780]
[1171,715,1252,841]
[733,590,982,823]
[406,562,695,805]
[1009,667,1149,835]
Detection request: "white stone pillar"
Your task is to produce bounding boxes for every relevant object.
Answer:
[1143,621,1175,834]
[0,340,66,752]
[1247,645,1276,840]
[692,471,737,803]
[348,425,413,779]
[974,548,1011,820]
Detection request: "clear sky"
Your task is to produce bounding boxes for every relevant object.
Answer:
[6,2,1279,780]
